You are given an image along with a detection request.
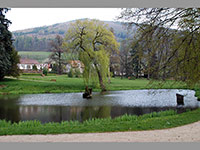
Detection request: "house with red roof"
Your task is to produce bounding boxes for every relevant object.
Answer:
[66,60,84,73]
[18,58,45,72]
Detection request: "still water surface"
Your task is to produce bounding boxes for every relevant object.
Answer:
[0,89,199,123]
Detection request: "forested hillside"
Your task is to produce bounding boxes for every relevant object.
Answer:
[12,19,135,51]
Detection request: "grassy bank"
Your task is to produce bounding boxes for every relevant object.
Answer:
[0,109,200,135]
[0,74,189,94]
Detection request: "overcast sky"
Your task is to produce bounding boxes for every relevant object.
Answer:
[6,8,122,31]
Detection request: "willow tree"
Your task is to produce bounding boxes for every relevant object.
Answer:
[64,19,119,91]
[119,8,200,87]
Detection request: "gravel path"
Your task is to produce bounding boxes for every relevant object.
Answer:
[0,121,200,142]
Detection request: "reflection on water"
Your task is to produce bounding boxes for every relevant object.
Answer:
[0,95,21,123]
[17,105,112,123]
[0,89,199,123]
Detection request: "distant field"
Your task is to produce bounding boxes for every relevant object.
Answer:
[18,51,77,63]
[18,51,51,63]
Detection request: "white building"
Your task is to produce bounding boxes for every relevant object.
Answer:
[18,58,44,70]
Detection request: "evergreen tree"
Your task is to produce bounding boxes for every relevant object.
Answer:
[0,8,20,80]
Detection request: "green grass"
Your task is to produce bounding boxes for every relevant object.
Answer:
[0,75,87,94]
[0,75,190,94]
[0,109,199,135]
[18,51,51,63]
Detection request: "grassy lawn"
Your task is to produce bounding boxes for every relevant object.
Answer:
[0,74,192,94]
[0,109,200,135]
[0,75,85,94]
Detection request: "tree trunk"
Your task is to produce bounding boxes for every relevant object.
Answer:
[108,68,111,84]
[94,63,107,91]
[147,68,150,80]
[97,69,107,91]
[162,66,166,81]
[0,74,4,81]
[58,51,62,75]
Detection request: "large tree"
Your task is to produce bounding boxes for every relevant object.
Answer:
[119,39,132,78]
[119,8,200,86]
[64,19,119,91]
[0,8,20,80]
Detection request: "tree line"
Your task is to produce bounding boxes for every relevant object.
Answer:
[13,36,51,51]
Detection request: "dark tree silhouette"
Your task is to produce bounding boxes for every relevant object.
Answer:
[0,8,20,80]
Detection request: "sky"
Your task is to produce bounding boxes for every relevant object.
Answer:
[6,8,122,31]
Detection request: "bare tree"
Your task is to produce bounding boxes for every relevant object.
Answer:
[119,39,133,78]
[49,35,64,75]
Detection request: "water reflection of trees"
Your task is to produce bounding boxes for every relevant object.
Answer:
[0,95,21,123]
[0,94,196,123]
[81,106,111,121]
[14,105,111,123]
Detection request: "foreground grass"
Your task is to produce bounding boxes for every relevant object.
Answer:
[0,109,199,135]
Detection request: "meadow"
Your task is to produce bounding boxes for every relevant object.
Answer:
[18,51,51,63]
[0,74,192,95]
[18,51,77,63]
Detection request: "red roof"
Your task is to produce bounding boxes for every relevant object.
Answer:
[20,58,39,64]
[68,60,84,68]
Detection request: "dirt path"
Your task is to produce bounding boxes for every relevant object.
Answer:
[0,121,200,142]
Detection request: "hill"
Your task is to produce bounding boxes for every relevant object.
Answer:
[12,19,136,52]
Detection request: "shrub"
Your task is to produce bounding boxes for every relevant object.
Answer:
[110,72,114,78]
[75,68,81,78]
[42,68,48,76]
[32,64,38,71]
[51,64,58,74]
[68,68,74,78]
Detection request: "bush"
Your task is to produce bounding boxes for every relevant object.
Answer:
[51,64,58,74]
[68,68,74,78]
[110,72,114,77]
[42,68,48,76]
[74,68,81,78]
[32,64,38,71]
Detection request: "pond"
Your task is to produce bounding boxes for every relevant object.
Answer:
[0,89,199,123]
